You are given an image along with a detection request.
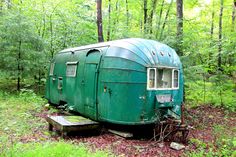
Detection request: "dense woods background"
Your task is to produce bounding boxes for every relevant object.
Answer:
[0,0,235,111]
[0,1,236,156]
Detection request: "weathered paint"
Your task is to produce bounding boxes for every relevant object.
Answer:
[45,38,184,125]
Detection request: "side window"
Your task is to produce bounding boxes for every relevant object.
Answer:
[173,70,179,88]
[147,68,156,89]
[49,63,55,76]
[66,62,78,77]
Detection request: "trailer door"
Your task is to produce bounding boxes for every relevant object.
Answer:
[83,50,101,120]
[48,62,60,104]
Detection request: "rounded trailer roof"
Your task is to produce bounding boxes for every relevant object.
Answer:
[59,38,181,68]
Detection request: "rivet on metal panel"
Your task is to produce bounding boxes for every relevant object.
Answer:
[139,96,146,100]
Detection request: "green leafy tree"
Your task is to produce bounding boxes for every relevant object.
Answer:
[0,10,44,90]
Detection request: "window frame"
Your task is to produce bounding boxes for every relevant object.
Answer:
[49,63,55,76]
[147,68,157,90]
[172,69,179,89]
[66,61,78,77]
[147,67,179,90]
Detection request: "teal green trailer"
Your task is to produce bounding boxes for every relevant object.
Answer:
[45,38,184,125]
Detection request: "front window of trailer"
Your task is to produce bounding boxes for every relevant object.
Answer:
[147,67,179,90]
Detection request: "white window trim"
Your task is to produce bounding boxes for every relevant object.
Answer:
[66,61,78,65]
[66,62,78,77]
[49,63,55,76]
[147,67,179,90]
[147,68,156,90]
[172,69,179,89]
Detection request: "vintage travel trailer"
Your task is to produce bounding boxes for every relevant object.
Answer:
[45,38,184,125]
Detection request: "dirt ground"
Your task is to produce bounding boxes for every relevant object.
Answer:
[27,105,236,157]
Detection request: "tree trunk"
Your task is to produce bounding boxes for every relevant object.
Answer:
[6,0,11,9]
[0,0,3,12]
[41,2,46,38]
[140,11,143,33]
[232,0,236,32]
[125,0,129,28]
[143,0,148,33]
[111,0,119,40]
[209,0,215,73]
[218,0,223,70]
[107,0,111,41]
[148,0,158,34]
[156,0,165,38]
[176,0,183,56]
[38,69,41,93]
[96,0,104,42]
[49,15,54,58]
[17,40,22,91]
[210,1,215,40]
[159,0,173,40]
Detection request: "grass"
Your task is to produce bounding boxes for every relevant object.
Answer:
[0,74,235,157]
[0,90,111,157]
[1,141,111,157]
[0,90,44,135]
[184,111,236,157]
[185,80,236,112]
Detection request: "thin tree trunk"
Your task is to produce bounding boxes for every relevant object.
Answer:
[143,0,148,33]
[209,0,215,73]
[218,0,223,70]
[111,0,119,40]
[148,0,158,34]
[0,0,4,12]
[176,0,183,56]
[140,11,143,34]
[107,0,111,41]
[37,69,41,93]
[125,0,129,28]
[159,0,173,40]
[6,0,11,9]
[97,0,104,42]
[49,16,54,58]
[232,1,236,32]
[210,1,215,40]
[115,0,119,24]
[17,40,22,91]
[41,1,46,38]
[48,4,59,58]
[156,0,164,38]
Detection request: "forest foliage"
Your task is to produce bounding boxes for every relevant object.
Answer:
[0,0,235,111]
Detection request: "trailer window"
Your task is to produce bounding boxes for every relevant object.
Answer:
[157,68,172,89]
[147,68,156,89]
[147,67,179,90]
[173,70,179,88]
[66,62,78,77]
[49,63,54,76]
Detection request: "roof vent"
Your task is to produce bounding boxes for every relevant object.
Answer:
[152,51,155,56]
[160,51,164,56]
